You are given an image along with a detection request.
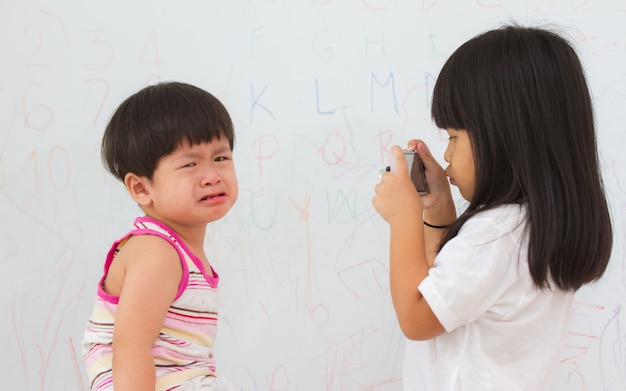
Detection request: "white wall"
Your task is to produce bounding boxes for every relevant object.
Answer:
[1,1,625,390]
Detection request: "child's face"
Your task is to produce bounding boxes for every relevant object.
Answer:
[443,128,475,201]
[143,137,238,228]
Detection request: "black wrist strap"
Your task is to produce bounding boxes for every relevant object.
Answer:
[423,221,450,229]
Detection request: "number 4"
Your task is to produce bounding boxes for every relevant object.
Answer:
[139,28,164,67]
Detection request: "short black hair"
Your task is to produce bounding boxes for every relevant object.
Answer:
[431,25,612,291]
[101,81,235,181]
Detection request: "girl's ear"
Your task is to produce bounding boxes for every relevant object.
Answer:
[124,173,153,206]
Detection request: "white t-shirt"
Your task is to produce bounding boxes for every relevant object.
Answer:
[405,204,573,391]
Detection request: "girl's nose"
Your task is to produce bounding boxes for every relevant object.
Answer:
[443,143,452,164]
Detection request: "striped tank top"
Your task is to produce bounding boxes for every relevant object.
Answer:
[82,217,220,390]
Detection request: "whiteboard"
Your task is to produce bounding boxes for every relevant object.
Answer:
[1,1,625,390]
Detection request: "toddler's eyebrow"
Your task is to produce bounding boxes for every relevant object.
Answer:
[174,151,201,161]
[212,146,232,155]
[175,145,232,161]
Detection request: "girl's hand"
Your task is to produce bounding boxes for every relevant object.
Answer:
[373,144,446,340]
[373,145,423,223]
[407,139,456,224]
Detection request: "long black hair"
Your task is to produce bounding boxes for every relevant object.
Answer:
[431,25,612,291]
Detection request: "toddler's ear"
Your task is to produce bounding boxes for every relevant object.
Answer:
[124,173,152,206]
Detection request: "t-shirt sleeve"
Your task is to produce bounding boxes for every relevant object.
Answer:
[418,209,525,332]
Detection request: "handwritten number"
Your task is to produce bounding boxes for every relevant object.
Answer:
[28,150,40,194]
[28,147,71,192]
[23,26,51,68]
[22,83,53,131]
[84,29,115,70]
[48,146,71,190]
[139,29,163,67]
[85,79,109,127]
[143,73,162,87]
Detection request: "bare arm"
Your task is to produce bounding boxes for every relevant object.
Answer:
[106,235,182,391]
[373,145,445,340]
[408,140,457,265]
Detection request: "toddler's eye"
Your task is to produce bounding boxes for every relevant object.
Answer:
[215,156,228,162]
[183,162,197,168]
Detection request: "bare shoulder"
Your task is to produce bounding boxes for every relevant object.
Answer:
[104,234,183,297]
[109,234,184,354]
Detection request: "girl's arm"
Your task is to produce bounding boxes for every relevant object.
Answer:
[408,140,457,265]
[107,235,182,391]
[373,145,446,340]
